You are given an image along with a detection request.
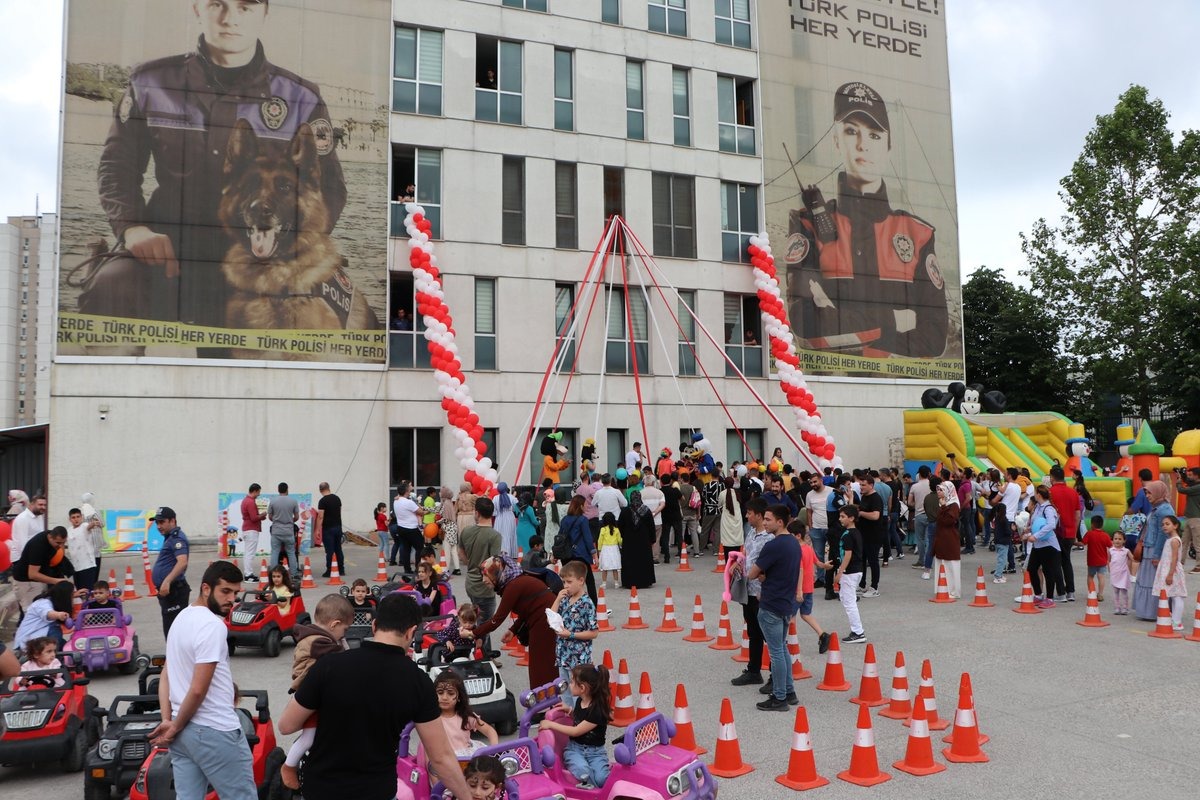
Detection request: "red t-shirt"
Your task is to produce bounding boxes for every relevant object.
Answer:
[1048,483,1081,538]
[1082,529,1112,568]
[797,541,817,597]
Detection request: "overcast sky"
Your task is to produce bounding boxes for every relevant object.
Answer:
[5,0,1200,280]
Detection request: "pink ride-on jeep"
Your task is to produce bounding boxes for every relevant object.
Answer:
[62,597,144,675]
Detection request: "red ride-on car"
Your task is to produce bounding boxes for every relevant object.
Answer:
[225,590,310,658]
[0,656,100,773]
[128,689,289,800]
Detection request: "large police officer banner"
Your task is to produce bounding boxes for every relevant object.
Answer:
[759,0,965,380]
[57,0,389,365]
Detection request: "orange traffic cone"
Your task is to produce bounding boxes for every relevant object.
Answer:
[1148,589,1182,639]
[682,595,713,643]
[439,550,448,572]
[893,695,946,776]
[596,586,616,632]
[374,553,388,583]
[656,587,684,633]
[142,539,156,595]
[671,684,707,755]
[602,649,614,671]
[108,569,120,599]
[503,615,523,652]
[708,698,754,778]
[708,601,739,651]
[623,587,649,630]
[837,704,891,786]
[850,643,887,707]
[786,619,812,680]
[677,549,693,573]
[712,545,726,574]
[969,566,994,608]
[941,673,990,745]
[611,659,636,727]
[1076,577,1109,628]
[326,554,345,586]
[300,557,317,589]
[1013,570,1042,614]
[1186,592,1200,642]
[816,632,851,692]
[257,559,269,590]
[904,659,949,731]
[733,627,750,663]
[121,566,141,600]
[878,650,912,720]
[635,672,657,720]
[929,563,954,603]
[775,706,829,790]
[942,673,989,763]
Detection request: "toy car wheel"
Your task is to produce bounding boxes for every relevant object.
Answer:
[263,628,282,658]
[119,636,141,675]
[61,727,88,772]
[84,774,112,800]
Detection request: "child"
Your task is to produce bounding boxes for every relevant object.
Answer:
[540,664,612,789]
[348,578,376,612]
[523,536,549,570]
[834,505,866,643]
[463,755,507,800]
[553,561,599,697]
[788,520,832,655]
[282,594,353,789]
[413,562,441,616]
[433,671,498,758]
[84,580,119,610]
[1081,515,1112,601]
[596,512,623,589]
[1153,515,1188,630]
[1108,531,1134,615]
[18,637,65,688]
[420,545,443,576]
[374,502,389,558]
[435,603,479,656]
[267,565,293,611]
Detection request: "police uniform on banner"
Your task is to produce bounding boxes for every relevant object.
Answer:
[83,33,347,327]
[786,82,948,360]
[150,507,191,637]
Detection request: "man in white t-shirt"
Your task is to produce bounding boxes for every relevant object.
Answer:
[593,474,628,519]
[624,443,644,474]
[11,494,47,609]
[150,560,257,800]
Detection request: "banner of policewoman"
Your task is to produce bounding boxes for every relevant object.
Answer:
[58,0,389,364]
[758,0,965,381]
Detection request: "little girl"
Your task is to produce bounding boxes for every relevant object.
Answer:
[18,637,65,688]
[596,513,623,589]
[1153,515,1188,630]
[1108,531,1134,615]
[348,578,376,612]
[267,565,293,611]
[463,755,507,800]
[374,502,389,559]
[434,603,479,656]
[433,671,498,757]
[413,562,441,616]
[540,663,612,789]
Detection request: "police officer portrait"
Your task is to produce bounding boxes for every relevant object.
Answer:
[784,81,954,365]
[58,0,389,363]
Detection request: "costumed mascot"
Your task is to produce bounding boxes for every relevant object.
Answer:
[1113,423,1135,477]
[540,430,571,484]
[655,447,674,479]
[687,432,717,478]
[1063,423,1099,478]
[580,437,597,477]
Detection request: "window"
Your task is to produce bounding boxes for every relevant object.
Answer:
[529,428,577,484]
[393,26,443,115]
[604,167,625,222]
[717,76,756,155]
[476,38,523,125]
[554,49,574,131]
[651,173,695,258]
[503,0,548,9]
[601,0,620,23]
[648,0,687,36]
[475,278,497,370]
[672,68,691,146]
[626,61,644,140]
[721,182,759,262]
[715,0,751,48]
[388,273,431,370]
[481,429,499,467]
[391,146,442,238]
[677,289,697,376]
[555,162,578,249]
[723,294,762,377]
[555,283,577,367]
[502,157,526,245]
[726,428,765,464]
[606,288,649,374]
[390,428,441,488]
[607,429,627,473]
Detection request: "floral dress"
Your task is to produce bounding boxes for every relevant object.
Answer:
[554,594,597,670]
[438,501,459,549]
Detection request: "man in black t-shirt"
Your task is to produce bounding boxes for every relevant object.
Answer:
[17,527,75,603]
[855,477,885,596]
[315,482,343,579]
[279,594,471,800]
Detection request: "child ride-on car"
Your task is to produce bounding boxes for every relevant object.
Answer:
[225,589,310,658]
[0,655,100,773]
[62,596,145,674]
[416,636,517,735]
[84,655,166,800]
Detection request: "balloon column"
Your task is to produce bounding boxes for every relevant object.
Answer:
[405,204,498,496]
[746,233,843,470]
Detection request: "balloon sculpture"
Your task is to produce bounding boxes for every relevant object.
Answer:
[405,204,498,497]
[746,233,843,470]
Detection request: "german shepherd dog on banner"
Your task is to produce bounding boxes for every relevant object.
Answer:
[219,119,378,360]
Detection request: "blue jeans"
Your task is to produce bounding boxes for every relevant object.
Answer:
[170,723,257,800]
[323,526,344,574]
[914,514,929,564]
[994,544,1010,579]
[270,531,298,578]
[887,513,902,556]
[980,508,993,546]
[959,510,976,551]
[810,528,828,568]
[757,607,793,701]
[923,526,936,569]
[564,741,610,786]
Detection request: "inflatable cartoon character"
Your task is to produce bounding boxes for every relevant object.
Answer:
[959,386,982,415]
[1063,423,1098,478]
[1113,423,1135,477]
[540,431,570,484]
[920,381,966,411]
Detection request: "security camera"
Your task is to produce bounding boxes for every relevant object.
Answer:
[99,412,107,421]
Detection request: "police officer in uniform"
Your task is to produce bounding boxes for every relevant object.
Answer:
[150,506,191,637]
[82,0,347,327]
[785,82,948,359]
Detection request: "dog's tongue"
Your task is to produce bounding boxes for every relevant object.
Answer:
[250,227,277,260]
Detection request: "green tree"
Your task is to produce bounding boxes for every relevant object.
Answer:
[1021,85,1200,419]
[961,267,1070,412]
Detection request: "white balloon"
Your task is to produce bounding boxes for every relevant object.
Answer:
[479,457,493,470]
[454,447,466,460]
[486,468,499,484]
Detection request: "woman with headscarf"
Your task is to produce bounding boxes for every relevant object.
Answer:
[619,491,657,590]
[493,483,518,557]
[932,480,962,598]
[515,492,540,554]
[437,487,462,576]
[718,476,744,557]
[1132,479,1175,620]
[468,554,558,687]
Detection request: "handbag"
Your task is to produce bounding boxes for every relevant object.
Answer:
[727,571,749,604]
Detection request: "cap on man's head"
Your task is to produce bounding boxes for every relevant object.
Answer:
[150,506,176,522]
[833,81,889,133]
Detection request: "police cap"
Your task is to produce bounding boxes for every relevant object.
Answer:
[150,506,177,522]
[833,81,889,133]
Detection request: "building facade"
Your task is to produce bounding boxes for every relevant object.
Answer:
[1,214,54,428]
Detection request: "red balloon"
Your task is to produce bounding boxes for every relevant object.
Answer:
[412,213,424,224]
[471,424,484,441]
[475,440,487,458]
[466,412,480,427]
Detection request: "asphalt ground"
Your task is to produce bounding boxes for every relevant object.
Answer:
[6,544,1197,799]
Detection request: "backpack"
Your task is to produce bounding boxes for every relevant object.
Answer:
[523,566,564,596]
[551,516,578,562]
